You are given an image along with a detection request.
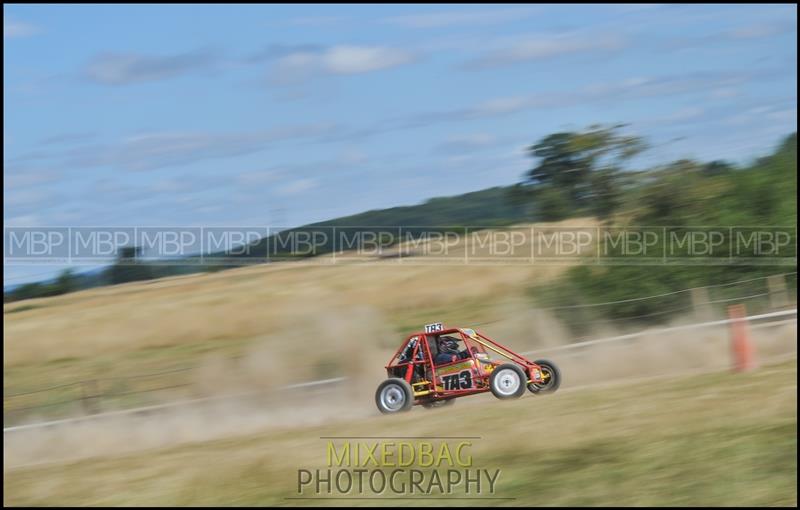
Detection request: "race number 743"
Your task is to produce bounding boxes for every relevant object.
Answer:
[442,370,472,390]
[425,322,444,333]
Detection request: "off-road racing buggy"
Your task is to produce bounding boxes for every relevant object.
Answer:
[375,323,561,413]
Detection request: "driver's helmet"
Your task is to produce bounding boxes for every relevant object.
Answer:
[437,336,460,354]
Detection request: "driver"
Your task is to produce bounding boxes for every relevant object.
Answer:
[435,335,468,365]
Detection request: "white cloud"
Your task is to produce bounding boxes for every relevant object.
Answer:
[3,214,42,227]
[709,87,740,99]
[465,32,628,69]
[323,46,415,74]
[270,45,416,84]
[5,188,54,208]
[39,132,96,146]
[668,19,796,51]
[663,107,705,123]
[767,107,797,124]
[473,97,531,116]
[65,125,336,171]
[4,18,39,39]
[728,21,796,39]
[401,69,765,130]
[434,134,496,155]
[723,104,796,127]
[631,106,708,129]
[4,168,59,189]
[85,49,219,85]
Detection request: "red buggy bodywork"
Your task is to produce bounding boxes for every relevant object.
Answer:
[382,326,553,407]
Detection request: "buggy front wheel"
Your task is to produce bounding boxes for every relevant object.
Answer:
[375,378,414,414]
[489,364,527,399]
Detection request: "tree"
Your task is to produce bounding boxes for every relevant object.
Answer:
[525,124,646,217]
[703,160,735,176]
[587,168,621,220]
[108,246,154,284]
[540,131,797,327]
[534,186,572,221]
[52,269,76,295]
[8,282,46,302]
[527,132,589,198]
[6,269,78,302]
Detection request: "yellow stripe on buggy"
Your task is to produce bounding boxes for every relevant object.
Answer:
[434,360,474,375]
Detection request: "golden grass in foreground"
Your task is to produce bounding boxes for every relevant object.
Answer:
[4,359,796,506]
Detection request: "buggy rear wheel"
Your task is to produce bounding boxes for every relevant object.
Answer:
[375,378,414,414]
[527,359,561,394]
[489,364,527,399]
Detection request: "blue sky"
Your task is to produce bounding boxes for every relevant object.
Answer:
[3,3,797,284]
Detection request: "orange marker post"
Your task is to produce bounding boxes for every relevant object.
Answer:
[728,304,757,372]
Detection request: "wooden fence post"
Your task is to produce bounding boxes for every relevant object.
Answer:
[767,274,789,310]
[691,286,712,321]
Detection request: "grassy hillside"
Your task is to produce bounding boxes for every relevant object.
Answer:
[312,185,532,227]
[218,185,533,262]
